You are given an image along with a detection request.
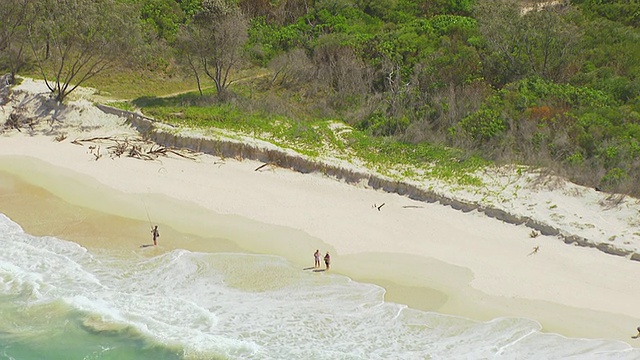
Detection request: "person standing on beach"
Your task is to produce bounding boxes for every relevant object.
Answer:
[151,225,160,246]
[314,250,321,268]
[324,252,331,270]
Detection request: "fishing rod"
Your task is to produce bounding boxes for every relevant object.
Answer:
[143,200,153,230]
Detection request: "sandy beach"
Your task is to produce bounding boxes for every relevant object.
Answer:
[2,78,640,347]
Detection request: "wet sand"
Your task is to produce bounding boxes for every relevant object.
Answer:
[1,157,639,345]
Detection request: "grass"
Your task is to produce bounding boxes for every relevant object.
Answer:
[56,63,491,187]
[113,81,489,186]
[83,70,198,99]
[136,102,342,158]
[18,66,199,100]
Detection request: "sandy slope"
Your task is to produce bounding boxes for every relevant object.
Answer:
[2,78,640,345]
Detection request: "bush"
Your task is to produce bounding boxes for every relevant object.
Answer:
[457,107,505,142]
[600,167,628,190]
[357,112,410,136]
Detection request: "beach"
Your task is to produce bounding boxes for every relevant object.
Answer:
[2,79,640,357]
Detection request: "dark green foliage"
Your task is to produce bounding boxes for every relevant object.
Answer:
[430,15,476,34]
[511,77,616,109]
[457,107,505,143]
[453,76,639,192]
[178,0,203,17]
[356,112,410,136]
[139,0,185,41]
[422,0,474,16]
[573,0,640,27]
[8,0,639,194]
[569,16,640,103]
[240,0,638,194]
[248,18,305,65]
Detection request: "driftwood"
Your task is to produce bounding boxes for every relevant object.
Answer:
[75,136,116,143]
[599,193,626,209]
[255,162,276,171]
[166,148,197,160]
[5,112,23,132]
[2,103,38,132]
[71,136,198,161]
[89,145,102,161]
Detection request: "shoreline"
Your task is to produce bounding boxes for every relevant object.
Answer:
[2,80,640,347]
[1,154,639,345]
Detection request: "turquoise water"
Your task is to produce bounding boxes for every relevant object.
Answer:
[1,213,638,359]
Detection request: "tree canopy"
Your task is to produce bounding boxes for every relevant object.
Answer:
[26,0,142,102]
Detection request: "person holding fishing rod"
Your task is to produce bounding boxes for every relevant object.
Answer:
[151,225,160,246]
[144,201,159,246]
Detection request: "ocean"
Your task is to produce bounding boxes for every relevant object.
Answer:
[1,213,638,360]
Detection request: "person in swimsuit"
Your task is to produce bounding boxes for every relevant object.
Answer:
[151,225,160,246]
[324,252,331,270]
[314,250,321,268]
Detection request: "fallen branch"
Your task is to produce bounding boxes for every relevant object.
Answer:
[3,105,36,132]
[528,245,540,256]
[166,149,198,160]
[147,145,167,156]
[75,136,117,142]
[107,139,129,157]
[71,135,198,162]
[90,145,102,161]
[255,162,276,171]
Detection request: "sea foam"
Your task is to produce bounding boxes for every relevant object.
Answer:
[1,213,638,359]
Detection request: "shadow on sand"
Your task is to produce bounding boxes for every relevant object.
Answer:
[140,244,155,248]
[304,267,328,272]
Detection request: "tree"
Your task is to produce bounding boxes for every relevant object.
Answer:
[520,3,580,82]
[0,0,35,82]
[27,0,142,102]
[204,11,249,95]
[175,25,205,96]
[179,2,249,97]
[268,48,314,88]
[474,0,580,86]
[473,0,529,86]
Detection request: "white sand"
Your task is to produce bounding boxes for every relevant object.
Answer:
[2,78,640,345]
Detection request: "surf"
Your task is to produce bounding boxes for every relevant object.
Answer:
[1,213,638,359]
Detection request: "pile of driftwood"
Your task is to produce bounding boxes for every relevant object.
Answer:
[1,103,39,133]
[1,74,36,133]
[70,136,198,161]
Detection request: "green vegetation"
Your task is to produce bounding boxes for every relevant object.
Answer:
[2,0,639,194]
[130,87,487,185]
